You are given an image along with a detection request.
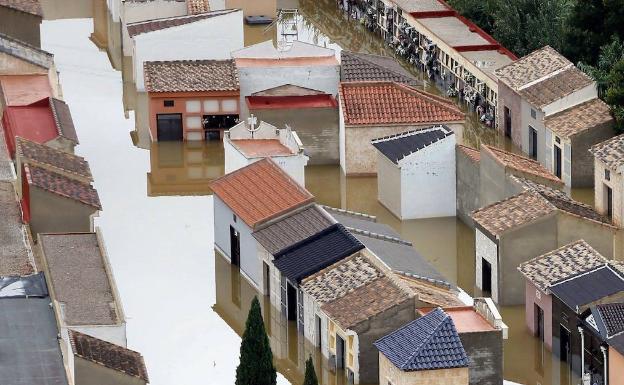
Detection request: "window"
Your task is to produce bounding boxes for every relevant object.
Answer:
[163,100,174,107]
[233,214,237,222]
[529,126,538,160]
[606,184,613,219]
[531,108,537,119]
[605,169,611,181]
[555,136,561,144]
[185,100,201,113]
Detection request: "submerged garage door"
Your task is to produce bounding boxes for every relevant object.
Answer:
[156,114,183,141]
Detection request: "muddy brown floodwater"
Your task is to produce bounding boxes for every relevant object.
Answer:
[35,0,588,384]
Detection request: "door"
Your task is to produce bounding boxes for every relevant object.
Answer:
[482,258,492,294]
[554,146,562,178]
[229,226,240,267]
[606,185,613,219]
[156,113,183,141]
[336,335,345,369]
[287,281,297,321]
[529,126,538,160]
[560,324,571,363]
[316,315,322,348]
[504,106,511,138]
[535,304,544,341]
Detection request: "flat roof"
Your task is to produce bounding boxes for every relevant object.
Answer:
[0,75,52,106]
[231,139,294,158]
[0,297,68,385]
[460,50,514,80]
[419,307,495,333]
[40,233,121,326]
[419,16,490,47]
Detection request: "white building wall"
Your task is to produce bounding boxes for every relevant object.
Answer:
[339,101,346,174]
[67,325,127,347]
[213,195,262,289]
[121,0,188,57]
[209,0,226,10]
[132,10,244,90]
[542,84,597,116]
[399,135,456,219]
[223,143,308,185]
[236,64,339,117]
[475,228,499,302]
[223,139,250,175]
[377,152,402,217]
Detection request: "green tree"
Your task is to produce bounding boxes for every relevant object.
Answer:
[235,297,277,385]
[302,357,319,385]
[605,59,624,133]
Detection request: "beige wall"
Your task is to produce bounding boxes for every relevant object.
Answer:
[595,158,624,228]
[344,122,463,175]
[378,353,469,385]
[75,356,146,385]
[556,212,617,259]
[30,187,96,236]
[226,0,276,17]
[609,346,624,385]
[377,152,401,217]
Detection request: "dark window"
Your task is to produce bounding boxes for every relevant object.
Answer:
[554,146,562,178]
[164,100,174,107]
[156,114,183,141]
[504,107,511,138]
[482,258,492,294]
[555,136,561,144]
[605,169,611,181]
[606,185,613,219]
[229,226,240,267]
[287,282,297,321]
[529,126,538,160]
[233,214,237,222]
[531,108,537,119]
[535,304,544,341]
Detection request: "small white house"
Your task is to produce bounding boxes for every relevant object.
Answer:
[224,119,309,186]
[128,9,243,91]
[372,125,456,219]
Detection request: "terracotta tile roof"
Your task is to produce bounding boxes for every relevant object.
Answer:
[495,46,572,90]
[482,145,562,185]
[545,98,614,138]
[517,177,612,225]
[472,191,556,236]
[144,60,238,93]
[50,97,78,143]
[186,0,209,14]
[300,253,383,304]
[518,240,608,292]
[457,145,480,163]
[25,164,101,209]
[519,67,594,109]
[322,276,411,330]
[127,9,237,37]
[253,204,334,255]
[340,51,420,86]
[0,32,53,69]
[339,81,464,126]
[16,137,92,181]
[209,158,314,228]
[398,274,463,308]
[0,0,41,15]
[591,134,624,172]
[69,330,149,382]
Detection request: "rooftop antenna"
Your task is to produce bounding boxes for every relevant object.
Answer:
[247,114,259,138]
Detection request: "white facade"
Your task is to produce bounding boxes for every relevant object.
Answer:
[213,195,263,290]
[131,10,244,91]
[232,41,339,117]
[475,228,499,302]
[120,0,188,57]
[302,291,330,357]
[376,128,456,219]
[224,120,309,185]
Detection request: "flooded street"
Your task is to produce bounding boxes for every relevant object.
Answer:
[39,1,586,384]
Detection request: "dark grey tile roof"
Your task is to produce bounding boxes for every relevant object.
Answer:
[273,223,364,283]
[127,9,238,37]
[551,266,624,311]
[372,126,453,164]
[69,330,149,382]
[0,297,68,385]
[40,233,120,326]
[597,303,624,338]
[374,308,469,371]
[341,51,420,86]
[0,32,53,69]
[252,204,334,255]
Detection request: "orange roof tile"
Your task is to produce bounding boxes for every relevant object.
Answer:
[209,158,314,228]
[339,81,465,126]
[457,145,480,163]
[482,145,562,185]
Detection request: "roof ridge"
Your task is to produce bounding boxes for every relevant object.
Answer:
[274,223,349,258]
[343,51,417,82]
[400,309,450,369]
[345,226,411,246]
[322,205,377,222]
[473,190,551,216]
[371,125,449,143]
[127,8,235,26]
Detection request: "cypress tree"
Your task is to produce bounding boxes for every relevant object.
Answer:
[235,296,276,385]
[302,357,319,385]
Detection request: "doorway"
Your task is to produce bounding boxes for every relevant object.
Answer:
[560,324,571,363]
[606,185,613,219]
[535,304,544,341]
[504,106,511,138]
[316,315,322,348]
[286,281,297,321]
[554,145,562,178]
[156,113,183,141]
[482,258,492,294]
[529,126,538,160]
[336,335,345,369]
[229,226,240,267]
